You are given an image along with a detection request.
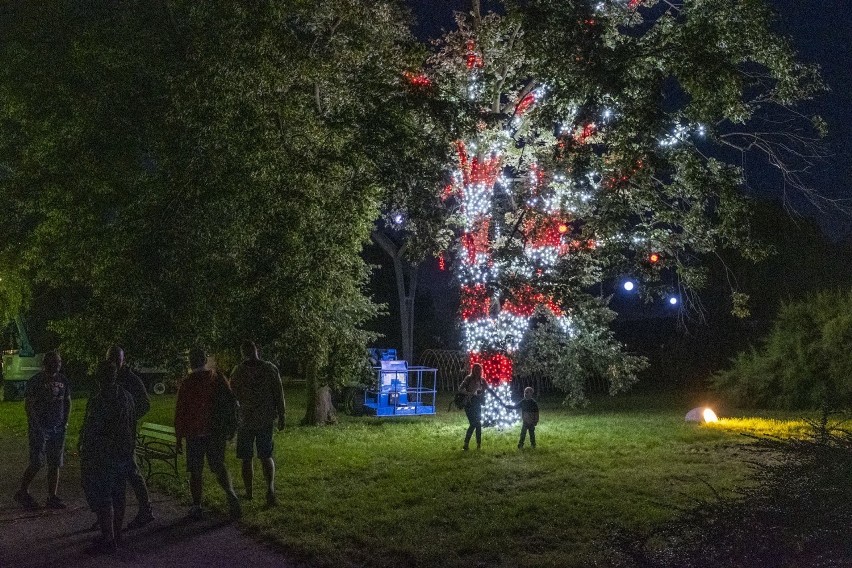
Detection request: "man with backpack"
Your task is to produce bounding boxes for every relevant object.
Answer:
[230,341,285,507]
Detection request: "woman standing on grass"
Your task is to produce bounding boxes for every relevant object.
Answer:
[459,363,488,450]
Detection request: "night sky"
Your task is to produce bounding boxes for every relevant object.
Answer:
[406,0,852,238]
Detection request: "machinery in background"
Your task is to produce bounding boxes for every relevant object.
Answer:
[1,316,44,401]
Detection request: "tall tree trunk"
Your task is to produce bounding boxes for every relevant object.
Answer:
[372,230,419,363]
[301,350,337,425]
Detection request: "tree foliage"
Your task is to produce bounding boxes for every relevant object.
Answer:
[0,0,418,423]
[417,0,823,403]
[714,288,852,410]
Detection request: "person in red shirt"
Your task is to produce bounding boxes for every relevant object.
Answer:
[174,347,240,520]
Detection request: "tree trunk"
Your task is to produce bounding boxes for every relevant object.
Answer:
[372,230,419,363]
[301,351,337,425]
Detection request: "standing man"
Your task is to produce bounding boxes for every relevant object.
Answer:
[14,351,71,509]
[174,347,241,520]
[230,341,285,507]
[79,361,137,554]
[107,345,155,529]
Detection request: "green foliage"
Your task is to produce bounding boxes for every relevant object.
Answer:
[515,303,648,407]
[0,1,414,395]
[714,289,852,410]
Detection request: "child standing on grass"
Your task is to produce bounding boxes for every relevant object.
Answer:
[505,387,539,449]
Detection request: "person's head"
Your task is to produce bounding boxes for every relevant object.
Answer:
[96,361,118,388]
[471,363,483,380]
[42,351,62,375]
[106,345,125,369]
[188,347,207,371]
[523,386,534,400]
[240,340,259,360]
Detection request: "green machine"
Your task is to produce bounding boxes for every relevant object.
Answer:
[1,316,44,401]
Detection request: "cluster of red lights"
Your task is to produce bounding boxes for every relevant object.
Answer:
[575,123,597,143]
[515,92,536,117]
[438,253,446,271]
[469,352,513,384]
[461,220,491,264]
[457,142,501,188]
[558,239,596,255]
[502,285,563,318]
[465,39,484,70]
[524,216,571,248]
[460,284,490,320]
[403,71,432,89]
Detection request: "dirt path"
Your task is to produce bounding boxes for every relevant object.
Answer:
[0,435,295,567]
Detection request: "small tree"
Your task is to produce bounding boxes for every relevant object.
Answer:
[714,288,852,410]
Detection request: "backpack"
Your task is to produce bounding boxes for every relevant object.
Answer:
[211,371,240,440]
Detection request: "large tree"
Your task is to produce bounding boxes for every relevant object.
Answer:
[420,0,824,417]
[0,0,418,424]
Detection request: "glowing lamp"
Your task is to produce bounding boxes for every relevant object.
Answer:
[623,280,635,292]
[668,297,678,306]
[649,253,660,263]
[685,407,719,423]
[558,223,569,234]
[392,213,404,225]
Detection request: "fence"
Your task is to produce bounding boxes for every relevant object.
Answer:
[418,349,608,395]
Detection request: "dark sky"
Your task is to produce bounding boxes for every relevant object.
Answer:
[405,0,852,238]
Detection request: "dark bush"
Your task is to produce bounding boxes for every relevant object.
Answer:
[713,289,852,410]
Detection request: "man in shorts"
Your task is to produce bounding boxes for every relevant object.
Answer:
[174,347,241,520]
[15,351,71,510]
[230,341,286,506]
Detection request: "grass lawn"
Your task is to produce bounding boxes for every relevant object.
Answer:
[0,387,810,568]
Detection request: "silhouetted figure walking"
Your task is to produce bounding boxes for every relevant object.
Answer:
[79,361,137,554]
[174,347,241,520]
[231,341,286,507]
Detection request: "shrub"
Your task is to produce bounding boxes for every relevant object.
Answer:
[713,289,852,410]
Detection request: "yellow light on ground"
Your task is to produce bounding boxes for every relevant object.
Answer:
[702,408,718,423]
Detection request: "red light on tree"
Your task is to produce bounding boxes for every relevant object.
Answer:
[649,253,660,263]
[558,223,569,234]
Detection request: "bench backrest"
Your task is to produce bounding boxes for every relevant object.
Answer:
[139,422,177,443]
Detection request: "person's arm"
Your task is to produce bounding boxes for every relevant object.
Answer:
[23,377,35,419]
[271,364,286,430]
[126,369,150,418]
[174,380,187,452]
[63,377,72,428]
[503,399,522,410]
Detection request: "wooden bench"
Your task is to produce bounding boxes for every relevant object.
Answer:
[136,423,179,481]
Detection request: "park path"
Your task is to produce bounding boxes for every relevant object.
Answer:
[0,436,295,567]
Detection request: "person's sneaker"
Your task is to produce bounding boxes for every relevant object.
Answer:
[265,491,278,508]
[45,495,66,509]
[14,490,39,510]
[518,444,524,449]
[84,538,117,556]
[126,511,155,530]
[462,445,469,451]
[186,505,204,521]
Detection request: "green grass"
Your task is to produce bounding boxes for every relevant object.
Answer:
[0,388,809,567]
